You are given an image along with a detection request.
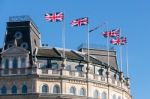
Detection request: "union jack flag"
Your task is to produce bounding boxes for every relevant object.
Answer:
[45,12,64,22]
[71,17,88,26]
[110,37,127,45]
[103,28,120,38]
[120,37,127,45]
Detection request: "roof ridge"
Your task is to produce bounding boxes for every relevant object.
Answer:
[53,47,62,57]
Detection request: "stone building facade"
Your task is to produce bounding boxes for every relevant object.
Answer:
[0,16,132,99]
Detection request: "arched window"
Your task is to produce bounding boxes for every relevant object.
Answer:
[102,92,107,99]
[118,96,121,99]
[21,58,26,67]
[42,84,49,93]
[22,85,27,94]
[11,85,17,94]
[113,94,116,99]
[13,58,18,69]
[4,59,9,69]
[80,88,86,96]
[53,85,60,94]
[70,86,76,95]
[94,90,99,98]
[1,86,7,94]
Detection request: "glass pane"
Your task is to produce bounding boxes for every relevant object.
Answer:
[21,58,26,67]
[66,65,71,71]
[52,63,58,70]
[13,58,18,69]
[5,59,9,69]
[22,85,27,94]
[113,94,116,99]
[70,87,76,95]
[42,84,49,93]
[102,92,107,99]
[53,85,60,94]
[12,85,17,94]
[94,90,99,98]
[80,88,85,96]
[1,86,7,94]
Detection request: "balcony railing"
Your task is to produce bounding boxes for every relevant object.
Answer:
[0,68,130,92]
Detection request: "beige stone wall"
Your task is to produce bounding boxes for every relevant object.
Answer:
[35,78,131,99]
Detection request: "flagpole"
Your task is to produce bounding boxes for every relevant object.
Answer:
[87,24,90,62]
[105,24,110,67]
[126,45,129,77]
[105,23,110,99]
[62,19,65,58]
[107,35,110,67]
[120,45,123,72]
[120,29,123,72]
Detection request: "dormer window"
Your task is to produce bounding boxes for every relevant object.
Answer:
[51,63,58,70]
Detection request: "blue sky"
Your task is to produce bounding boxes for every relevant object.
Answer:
[0,0,149,98]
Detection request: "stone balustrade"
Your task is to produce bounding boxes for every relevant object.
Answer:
[0,68,130,93]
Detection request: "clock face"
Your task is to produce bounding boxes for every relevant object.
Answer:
[14,31,22,39]
[21,42,28,49]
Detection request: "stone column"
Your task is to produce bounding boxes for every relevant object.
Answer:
[18,57,21,75]
[18,57,21,68]
[1,58,4,69]
[26,56,29,68]
[1,58,4,75]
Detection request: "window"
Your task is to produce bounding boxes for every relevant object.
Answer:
[76,65,83,72]
[66,65,71,71]
[11,85,17,94]
[13,58,18,69]
[7,43,13,48]
[52,63,58,70]
[14,31,22,39]
[1,86,7,94]
[113,94,116,99]
[80,88,86,96]
[118,96,121,99]
[22,85,27,94]
[42,84,49,93]
[94,90,99,98]
[70,87,76,95]
[34,39,37,46]
[4,59,9,69]
[53,85,60,94]
[39,60,47,69]
[102,92,107,99]
[21,58,26,67]
[21,42,28,49]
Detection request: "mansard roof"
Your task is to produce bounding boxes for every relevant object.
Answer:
[36,47,104,65]
[36,47,118,70]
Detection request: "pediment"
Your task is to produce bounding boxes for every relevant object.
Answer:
[1,46,30,55]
